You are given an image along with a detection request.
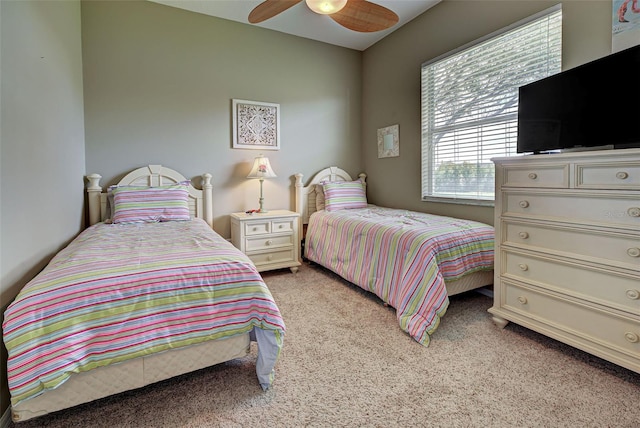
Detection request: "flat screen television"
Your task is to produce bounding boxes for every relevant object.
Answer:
[517,44,640,153]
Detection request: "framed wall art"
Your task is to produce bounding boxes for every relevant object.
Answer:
[232,99,280,150]
[377,124,399,158]
[612,0,640,52]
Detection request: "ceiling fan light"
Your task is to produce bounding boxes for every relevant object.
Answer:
[305,0,348,15]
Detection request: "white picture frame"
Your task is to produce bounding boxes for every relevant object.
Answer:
[377,124,399,158]
[232,99,280,150]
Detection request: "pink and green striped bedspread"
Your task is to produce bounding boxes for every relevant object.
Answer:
[3,219,285,407]
[305,206,494,346]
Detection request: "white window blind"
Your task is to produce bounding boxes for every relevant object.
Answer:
[421,6,562,204]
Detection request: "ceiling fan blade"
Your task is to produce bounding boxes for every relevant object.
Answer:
[249,0,303,24]
[330,0,399,33]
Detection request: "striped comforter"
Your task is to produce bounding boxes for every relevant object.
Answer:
[305,206,494,345]
[3,219,285,407]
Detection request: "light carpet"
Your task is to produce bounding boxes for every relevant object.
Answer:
[10,263,640,427]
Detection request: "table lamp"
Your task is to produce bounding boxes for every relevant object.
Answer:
[247,154,277,213]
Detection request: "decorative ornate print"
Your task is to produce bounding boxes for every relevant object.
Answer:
[232,99,280,150]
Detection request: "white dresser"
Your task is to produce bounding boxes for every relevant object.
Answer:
[490,148,640,374]
[230,210,301,273]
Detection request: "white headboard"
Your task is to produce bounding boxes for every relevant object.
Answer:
[86,165,213,228]
[294,166,367,226]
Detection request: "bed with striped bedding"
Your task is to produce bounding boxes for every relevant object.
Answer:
[3,218,285,410]
[304,206,494,346]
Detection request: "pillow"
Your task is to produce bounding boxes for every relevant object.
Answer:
[322,180,367,211]
[111,183,191,224]
[315,184,326,211]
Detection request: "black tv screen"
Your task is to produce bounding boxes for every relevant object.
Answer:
[517,44,640,153]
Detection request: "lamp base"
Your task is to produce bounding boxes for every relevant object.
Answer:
[258,193,267,214]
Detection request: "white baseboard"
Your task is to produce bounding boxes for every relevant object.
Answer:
[0,407,12,428]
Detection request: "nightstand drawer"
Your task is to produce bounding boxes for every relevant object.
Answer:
[244,221,271,236]
[248,249,296,267]
[273,219,294,233]
[246,234,294,252]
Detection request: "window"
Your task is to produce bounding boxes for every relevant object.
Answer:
[421,6,562,204]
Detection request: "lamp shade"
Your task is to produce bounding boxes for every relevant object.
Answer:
[247,155,277,179]
[305,0,348,15]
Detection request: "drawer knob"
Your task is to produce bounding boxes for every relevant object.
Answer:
[253,227,258,231]
[279,224,284,229]
[267,255,273,261]
[519,200,530,208]
[616,171,629,180]
[518,231,529,239]
[626,289,640,300]
[624,332,639,343]
[628,207,640,217]
[518,263,529,271]
[266,240,273,246]
[517,296,528,304]
[528,173,538,179]
[627,247,640,258]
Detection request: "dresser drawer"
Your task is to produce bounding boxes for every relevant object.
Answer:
[503,221,640,271]
[576,161,640,190]
[502,251,640,313]
[501,164,569,188]
[502,281,640,357]
[502,191,640,228]
[248,249,296,267]
[246,234,294,252]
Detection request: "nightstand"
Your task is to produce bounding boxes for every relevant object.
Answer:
[230,210,301,273]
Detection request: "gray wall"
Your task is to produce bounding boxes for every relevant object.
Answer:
[362,0,613,225]
[0,0,86,414]
[81,0,363,237]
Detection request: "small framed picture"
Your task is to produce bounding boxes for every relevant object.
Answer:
[232,99,280,150]
[377,124,399,158]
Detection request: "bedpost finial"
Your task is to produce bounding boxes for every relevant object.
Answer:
[202,173,213,188]
[86,173,102,190]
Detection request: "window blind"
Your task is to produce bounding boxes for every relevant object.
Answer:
[421,6,562,204]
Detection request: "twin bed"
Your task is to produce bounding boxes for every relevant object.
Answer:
[3,164,494,422]
[3,165,285,422]
[294,167,495,346]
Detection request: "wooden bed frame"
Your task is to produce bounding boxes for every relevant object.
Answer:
[11,165,251,423]
[293,166,493,296]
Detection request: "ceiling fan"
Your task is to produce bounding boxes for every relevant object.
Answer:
[248,0,399,33]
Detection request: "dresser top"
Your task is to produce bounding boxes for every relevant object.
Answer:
[492,147,640,163]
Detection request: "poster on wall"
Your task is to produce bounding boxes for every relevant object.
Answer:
[612,0,640,52]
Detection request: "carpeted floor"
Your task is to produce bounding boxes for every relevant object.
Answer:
[10,263,640,427]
